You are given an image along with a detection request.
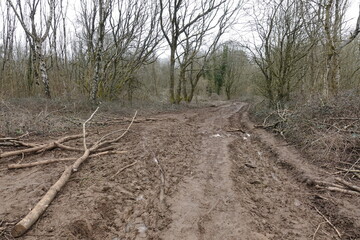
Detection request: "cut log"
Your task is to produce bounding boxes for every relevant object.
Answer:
[11,166,72,237]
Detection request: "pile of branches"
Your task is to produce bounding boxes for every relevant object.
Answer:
[251,94,360,179]
[0,107,137,237]
[253,102,294,139]
[315,177,360,196]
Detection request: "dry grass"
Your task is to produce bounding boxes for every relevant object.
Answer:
[0,97,211,137]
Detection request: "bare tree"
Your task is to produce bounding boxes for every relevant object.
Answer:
[89,0,112,104]
[319,0,360,97]
[77,0,161,103]
[6,0,56,98]
[174,0,241,103]
[247,0,316,107]
[1,1,16,72]
[106,0,161,102]
[0,1,16,97]
[221,43,248,100]
[159,0,241,103]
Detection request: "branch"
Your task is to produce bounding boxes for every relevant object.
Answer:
[314,206,342,239]
[7,151,127,169]
[10,109,137,237]
[338,5,360,49]
[0,134,83,159]
[110,161,137,179]
[154,157,166,204]
[11,166,73,237]
[335,177,360,193]
[83,107,99,150]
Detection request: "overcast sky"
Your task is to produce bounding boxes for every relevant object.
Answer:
[0,0,359,54]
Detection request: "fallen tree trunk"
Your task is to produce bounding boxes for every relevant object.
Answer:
[11,166,73,237]
[11,109,137,237]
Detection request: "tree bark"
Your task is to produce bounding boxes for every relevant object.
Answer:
[35,40,51,98]
[11,166,73,237]
[169,45,176,103]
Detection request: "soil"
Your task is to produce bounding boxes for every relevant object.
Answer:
[0,101,359,240]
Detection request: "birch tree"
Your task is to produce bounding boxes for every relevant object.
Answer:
[6,0,56,98]
[320,0,360,97]
[89,0,112,104]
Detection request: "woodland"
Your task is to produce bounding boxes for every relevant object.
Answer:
[0,0,357,105]
[1,0,360,239]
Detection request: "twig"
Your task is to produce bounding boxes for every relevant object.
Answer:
[54,142,83,152]
[314,206,342,239]
[337,161,360,170]
[17,153,25,164]
[154,157,166,204]
[0,132,29,142]
[95,129,127,144]
[110,161,137,179]
[92,111,138,150]
[83,107,99,150]
[336,167,360,173]
[329,117,360,121]
[312,221,326,240]
[262,111,275,125]
[335,177,360,193]
[226,128,245,133]
[205,199,221,215]
[321,186,360,195]
[344,158,360,177]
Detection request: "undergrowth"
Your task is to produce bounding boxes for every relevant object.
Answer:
[250,93,360,174]
[0,97,210,137]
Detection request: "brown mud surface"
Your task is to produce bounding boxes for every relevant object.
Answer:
[0,102,359,239]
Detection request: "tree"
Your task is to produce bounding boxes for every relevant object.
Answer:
[7,0,56,98]
[77,0,161,104]
[89,0,112,105]
[159,0,241,103]
[204,42,249,99]
[247,0,315,107]
[320,0,360,98]
[223,44,249,100]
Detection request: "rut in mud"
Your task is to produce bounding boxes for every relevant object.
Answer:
[0,102,359,240]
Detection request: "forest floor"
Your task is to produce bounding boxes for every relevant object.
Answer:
[0,101,359,240]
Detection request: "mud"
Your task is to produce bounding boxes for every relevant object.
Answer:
[0,102,359,239]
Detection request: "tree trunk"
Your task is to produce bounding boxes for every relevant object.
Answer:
[182,71,188,101]
[35,40,51,98]
[175,78,182,104]
[169,45,176,103]
[90,0,106,105]
[90,49,101,104]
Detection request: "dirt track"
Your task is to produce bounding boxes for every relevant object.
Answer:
[1,102,359,239]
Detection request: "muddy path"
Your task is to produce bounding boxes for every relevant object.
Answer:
[0,102,359,239]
